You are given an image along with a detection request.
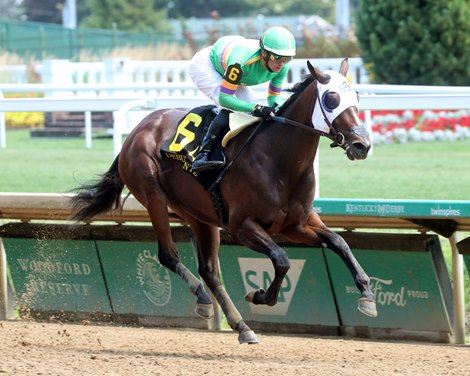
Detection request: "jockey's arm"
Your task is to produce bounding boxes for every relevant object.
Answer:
[218,63,285,113]
[267,84,281,108]
[266,68,288,107]
[218,63,256,112]
[218,86,255,113]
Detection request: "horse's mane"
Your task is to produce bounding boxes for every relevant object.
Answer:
[276,74,316,116]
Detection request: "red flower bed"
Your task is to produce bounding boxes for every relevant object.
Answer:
[363,109,470,144]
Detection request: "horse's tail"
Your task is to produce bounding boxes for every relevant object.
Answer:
[70,155,125,222]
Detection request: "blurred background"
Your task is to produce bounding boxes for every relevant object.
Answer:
[0,0,467,86]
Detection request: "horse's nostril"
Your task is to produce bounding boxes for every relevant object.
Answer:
[353,142,366,151]
[351,142,370,157]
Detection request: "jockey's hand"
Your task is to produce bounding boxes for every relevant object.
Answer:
[252,104,276,120]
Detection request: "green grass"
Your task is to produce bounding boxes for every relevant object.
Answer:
[1,128,470,337]
[2,128,470,197]
[0,129,115,193]
[318,137,470,200]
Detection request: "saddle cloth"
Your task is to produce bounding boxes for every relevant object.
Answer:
[160,105,261,189]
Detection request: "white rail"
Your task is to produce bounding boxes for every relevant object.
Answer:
[1,93,470,152]
[3,94,470,113]
[2,82,470,97]
[356,84,470,94]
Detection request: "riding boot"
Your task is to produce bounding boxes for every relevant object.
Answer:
[192,110,229,172]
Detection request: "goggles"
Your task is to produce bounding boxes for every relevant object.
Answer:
[266,52,293,64]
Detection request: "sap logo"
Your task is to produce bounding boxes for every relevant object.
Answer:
[238,258,305,316]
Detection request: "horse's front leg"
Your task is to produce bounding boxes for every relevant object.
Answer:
[282,211,377,318]
[234,217,291,307]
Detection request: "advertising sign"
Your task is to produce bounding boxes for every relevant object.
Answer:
[326,235,451,332]
[219,244,339,326]
[97,240,200,318]
[4,238,111,313]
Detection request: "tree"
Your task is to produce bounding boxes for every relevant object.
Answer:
[356,1,470,85]
[1,0,25,20]
[82,0,170,33]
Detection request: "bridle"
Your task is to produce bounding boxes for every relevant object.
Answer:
[271,80,366,150]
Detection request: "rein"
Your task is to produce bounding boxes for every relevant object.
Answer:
[270,83,350,149]
[207,118,265,193]
[270,114,343,148]
[271,115,327,136]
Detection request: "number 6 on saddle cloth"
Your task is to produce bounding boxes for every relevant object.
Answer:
[161,104,258,190]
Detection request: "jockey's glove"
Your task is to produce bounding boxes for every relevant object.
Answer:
[252,104,276,120]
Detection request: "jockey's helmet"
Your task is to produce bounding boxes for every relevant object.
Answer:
[259,26,296,58]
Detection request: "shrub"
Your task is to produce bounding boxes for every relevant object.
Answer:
[4,92,44,128]
[297,33,360,59]
[356,1,470,85]
[6,112,44,128]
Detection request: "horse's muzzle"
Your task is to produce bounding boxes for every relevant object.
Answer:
[345,124,371,160]
[346,140,371,160]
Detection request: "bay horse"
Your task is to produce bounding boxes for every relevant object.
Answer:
[70,58,376,344]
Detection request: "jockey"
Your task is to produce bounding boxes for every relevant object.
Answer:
[188,26,296,172]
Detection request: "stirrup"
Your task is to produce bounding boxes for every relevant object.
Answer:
[192,159,224,173]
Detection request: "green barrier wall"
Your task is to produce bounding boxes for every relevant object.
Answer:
[1,224,208,328]
[0,224,454,341]
[218,244,339,331]
[0,20,182,60]
[4,238,111,314]
[97,240,199,318]
[218,233,452,340]
[326,233,452,340]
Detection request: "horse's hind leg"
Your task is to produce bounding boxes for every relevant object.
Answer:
[190,221,258,344]
[131,190,213,319]
[282,212,377,317]
[119,135,212,319]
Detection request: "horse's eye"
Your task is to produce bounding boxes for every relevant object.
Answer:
[324,92,340,110]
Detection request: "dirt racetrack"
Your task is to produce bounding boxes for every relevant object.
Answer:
[0,320,469,376]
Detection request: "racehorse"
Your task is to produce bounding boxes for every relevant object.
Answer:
[70,58,377,344]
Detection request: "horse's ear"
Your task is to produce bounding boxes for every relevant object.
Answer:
[307,60,330,84]
[339,58,349,77]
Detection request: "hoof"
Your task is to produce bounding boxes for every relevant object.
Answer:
[238,330,258,345]
[244,289,265,304]
[358,298,377,317]
[195,303,214,319]
[245,291,256,303]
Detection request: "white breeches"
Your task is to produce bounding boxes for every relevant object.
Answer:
[188,46,257,109]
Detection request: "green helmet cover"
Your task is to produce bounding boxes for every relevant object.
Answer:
[259,26,296,57]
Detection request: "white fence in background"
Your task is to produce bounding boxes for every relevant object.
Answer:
[0,57,469,153]
[0,57,369,85]
[2,82,470,100]
[1,90,470,155]
[0,65,31,84]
